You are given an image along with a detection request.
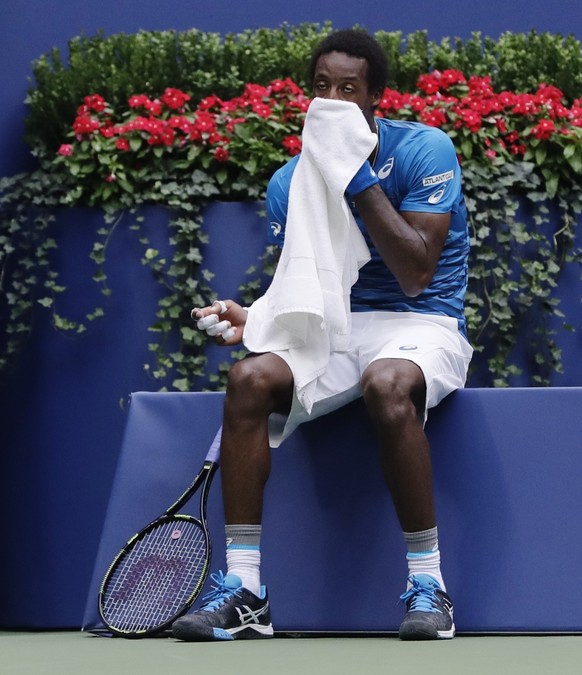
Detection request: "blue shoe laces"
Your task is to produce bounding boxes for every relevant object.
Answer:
[400,575,442,613]
[200,571,243,612]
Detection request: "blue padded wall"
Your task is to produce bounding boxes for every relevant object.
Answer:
[83,388,582,634]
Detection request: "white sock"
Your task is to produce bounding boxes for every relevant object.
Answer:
[226,546,261,596]
[407,549,446,591]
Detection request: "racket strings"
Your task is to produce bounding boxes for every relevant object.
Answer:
[101,518,208,634]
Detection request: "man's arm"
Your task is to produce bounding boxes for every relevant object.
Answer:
[353,186,451,297]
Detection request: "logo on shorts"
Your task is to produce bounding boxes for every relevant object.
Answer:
[399,344,418,351]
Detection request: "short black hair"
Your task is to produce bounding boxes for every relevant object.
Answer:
[308,29,388,94]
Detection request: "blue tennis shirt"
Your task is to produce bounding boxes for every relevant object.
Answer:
[266,117,470,336]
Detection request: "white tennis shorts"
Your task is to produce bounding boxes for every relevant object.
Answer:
[268,311,473,447]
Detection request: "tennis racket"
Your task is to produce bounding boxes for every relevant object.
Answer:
[98,425,222,638]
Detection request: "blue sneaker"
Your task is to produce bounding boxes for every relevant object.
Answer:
[171,571,273,641]
[398,574,455,640]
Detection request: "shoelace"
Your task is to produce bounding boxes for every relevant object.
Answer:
[200,571,242,612]
[399,576,441,614]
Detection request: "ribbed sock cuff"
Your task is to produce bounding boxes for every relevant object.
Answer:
[403,527,438,554]
[225,524,261,549]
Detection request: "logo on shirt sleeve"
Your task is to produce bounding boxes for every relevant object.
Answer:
[422,170,454,186]
[378,157,395,179]
[270,222,282,237]
[428,187,447,204]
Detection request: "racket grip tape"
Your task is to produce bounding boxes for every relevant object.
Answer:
[206,426,222,464]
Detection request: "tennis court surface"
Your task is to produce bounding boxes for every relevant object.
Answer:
[2,631,580,675]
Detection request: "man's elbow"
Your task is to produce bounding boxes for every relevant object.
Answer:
[400,271,433,297]
[401,285,424,298]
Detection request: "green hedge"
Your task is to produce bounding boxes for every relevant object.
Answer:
[25,24,582,152]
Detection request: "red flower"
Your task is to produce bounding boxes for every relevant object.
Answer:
[440,69,467,88]
[416,69,466,95]
[270,79,288,93]
[160,88,191,110]
[244,84,271,101]
[145,118,163,134]
[208,132,228,145]
[213,146,230,162]
[467,76,494,97]
[199,95,223,111]
[512,94,538,115]
[83,94,107,112]
[270,78,304,97]
[147,125,176,146]
[226,117,246,132]
[282,135,302,156]
[469,97,500,116]
[193,111,216,134]
[458,109,482,133]
[531,119,556,140]
[169,115,194,134]
[57,144,74,156]
[286,97,310,113]
[73,115,100,136]
[252,102,272,119]
[99,125,116,138]
[417,73,442,95]
[497,91,517,108]
[420,108,447,127]
[122,116,148,133]
[145,99,163,116]
[221,99,244,113]
[115,138,130,151]
[408,95,427,112]
[536,84,565,103]
[378,89,405,112]
[129,95,151,108]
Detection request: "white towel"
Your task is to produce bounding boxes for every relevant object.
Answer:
[243,98,377,413]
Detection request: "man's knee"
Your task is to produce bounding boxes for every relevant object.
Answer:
[228,357,272,397]
[226,354,293,414]
[361,359,426,424]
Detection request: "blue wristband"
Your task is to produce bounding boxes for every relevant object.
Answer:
[346,161,379,197]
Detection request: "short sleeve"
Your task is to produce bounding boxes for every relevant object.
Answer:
[265,156,299,246]
[398,129,461,214]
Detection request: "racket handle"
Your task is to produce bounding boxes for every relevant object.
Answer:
[205,425,222,464]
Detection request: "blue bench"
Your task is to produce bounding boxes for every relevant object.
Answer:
[83,387,582,633]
